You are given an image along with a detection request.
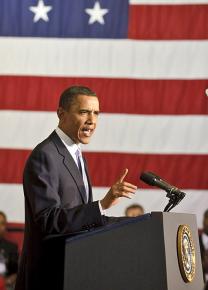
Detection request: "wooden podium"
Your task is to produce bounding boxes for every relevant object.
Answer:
[63,212,204,290]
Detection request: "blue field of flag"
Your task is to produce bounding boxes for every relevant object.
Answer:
[0,0,129,38]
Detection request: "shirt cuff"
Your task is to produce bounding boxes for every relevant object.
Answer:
[98,200,106,216]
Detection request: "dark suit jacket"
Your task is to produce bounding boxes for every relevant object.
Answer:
[15,131,106,290]
[0,238,18,276]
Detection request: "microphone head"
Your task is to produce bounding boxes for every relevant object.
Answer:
[140,171,158,186]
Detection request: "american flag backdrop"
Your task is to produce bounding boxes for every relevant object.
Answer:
[0,0,208,226]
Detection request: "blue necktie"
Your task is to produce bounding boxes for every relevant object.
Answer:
[75,149,83,175]
[75,149,89,201]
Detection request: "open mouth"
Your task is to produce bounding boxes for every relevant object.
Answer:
[81,127,94,137]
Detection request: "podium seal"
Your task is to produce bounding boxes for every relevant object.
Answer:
[177,225,196,283]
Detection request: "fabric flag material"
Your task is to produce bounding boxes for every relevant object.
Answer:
[0,0,207,227]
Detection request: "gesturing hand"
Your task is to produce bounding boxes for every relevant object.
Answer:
[100,169,138,210]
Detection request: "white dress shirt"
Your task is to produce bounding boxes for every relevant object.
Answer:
[55,127,80,165]
[55,127,105,215]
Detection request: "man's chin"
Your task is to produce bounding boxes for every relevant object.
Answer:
[79,137,91,145]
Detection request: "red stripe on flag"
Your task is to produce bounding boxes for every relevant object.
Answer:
[0,149,207,189]
[0,76,208,114]
[128,5,208,40]
[86,152,208,189]
[0,149,30,184]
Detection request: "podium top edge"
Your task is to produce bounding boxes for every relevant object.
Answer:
[65,213,152,244]
[44,212,197,243]
[151,211,196,218]
[65,212,197,244]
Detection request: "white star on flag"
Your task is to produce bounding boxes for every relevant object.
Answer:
[29,0,52,23]
[85,1,109,25]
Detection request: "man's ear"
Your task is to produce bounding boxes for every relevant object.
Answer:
[57,107,65,120]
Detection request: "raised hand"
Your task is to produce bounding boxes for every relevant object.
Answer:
[100,169,138,210]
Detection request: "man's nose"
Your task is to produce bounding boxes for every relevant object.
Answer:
[87,113,96,124]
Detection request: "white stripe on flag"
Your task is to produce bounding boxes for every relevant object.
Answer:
[0,38,208,79]
[0,183,207,227]
[93,187,208,228]
[0,111,208,154]
[0,184,25,223]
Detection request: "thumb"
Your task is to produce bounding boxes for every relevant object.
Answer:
[118,168,128,182]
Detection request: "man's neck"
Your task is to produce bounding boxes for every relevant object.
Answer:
[57,126,79,145]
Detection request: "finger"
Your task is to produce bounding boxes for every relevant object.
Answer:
[122,182,137,190]
[119,168,128,182]
[121,192,133,199]
[120,186,136,194]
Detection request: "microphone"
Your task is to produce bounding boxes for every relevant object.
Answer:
[140,171,183,195]
[140,171,186,212]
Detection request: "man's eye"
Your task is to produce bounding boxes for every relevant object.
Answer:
[80,111,87,114]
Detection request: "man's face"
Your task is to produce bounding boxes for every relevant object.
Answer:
[57,94,99,144]
[0,214,6,238]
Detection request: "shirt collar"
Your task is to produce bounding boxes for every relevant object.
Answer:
[55,127,81,154]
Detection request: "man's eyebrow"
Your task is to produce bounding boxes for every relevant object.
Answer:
[79,109,100,113]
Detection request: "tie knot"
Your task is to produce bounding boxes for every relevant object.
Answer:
[75,148,81,158]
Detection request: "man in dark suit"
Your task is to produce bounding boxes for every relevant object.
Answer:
[15,86,137,290]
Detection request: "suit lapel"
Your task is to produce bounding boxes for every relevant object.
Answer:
[49,131,88,204]
[83,156,93,203]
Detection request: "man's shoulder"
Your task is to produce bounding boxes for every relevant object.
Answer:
[31,131,59,156]
[25,131,61,167]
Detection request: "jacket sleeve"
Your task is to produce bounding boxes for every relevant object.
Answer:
[23,148,105,237]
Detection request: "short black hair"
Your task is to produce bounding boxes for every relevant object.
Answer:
[125,204,144,216]
[0,211,7,221]
[59,86,97,110]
